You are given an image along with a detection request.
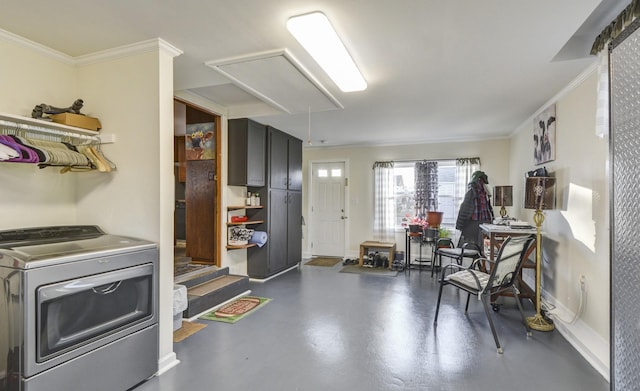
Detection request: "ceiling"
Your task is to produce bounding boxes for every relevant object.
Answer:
[0,0,629,148]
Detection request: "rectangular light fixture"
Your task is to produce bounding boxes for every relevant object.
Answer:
[287,12,367,92]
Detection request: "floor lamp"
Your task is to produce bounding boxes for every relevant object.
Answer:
[524,176,556,332]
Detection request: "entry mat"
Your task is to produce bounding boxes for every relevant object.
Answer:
[305,257,343,267]
[339,264,398,277]
[200,296,271,324]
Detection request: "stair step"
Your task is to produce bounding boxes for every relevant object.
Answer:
[188,275,245,296]
[183,274,250,318]
[176,266,230,288]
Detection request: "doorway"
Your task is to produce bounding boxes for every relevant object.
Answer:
[173,98,222,267]
[310,161,347,257]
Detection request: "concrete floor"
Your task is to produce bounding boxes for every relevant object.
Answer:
[135,262,609,391]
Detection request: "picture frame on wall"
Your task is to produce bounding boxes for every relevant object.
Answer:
[533,104,556,165]
[186,122,215,160]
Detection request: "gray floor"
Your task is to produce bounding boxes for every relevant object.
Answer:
[135,262,609,391]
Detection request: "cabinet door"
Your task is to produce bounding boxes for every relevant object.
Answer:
[228,118,266,186]
[268,189,288,273]
[246,120,266,186]
[288,137,303,191]
[269,128,289,190]
[287,191,302,267]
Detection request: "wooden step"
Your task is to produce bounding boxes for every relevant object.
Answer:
[188,275,245,296]
[176,266,229,288]
[183,274,250,318]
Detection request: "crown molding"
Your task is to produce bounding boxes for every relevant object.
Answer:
[0,27,75,65]
[0,28,182,67]
[75,38,183,66]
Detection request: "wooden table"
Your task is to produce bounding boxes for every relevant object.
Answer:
[479,224,538,306]
[359,241,396,269]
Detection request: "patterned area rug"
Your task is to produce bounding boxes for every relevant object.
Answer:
[339,264,398,277]
[305,257,343,266]
[200,296,271,324]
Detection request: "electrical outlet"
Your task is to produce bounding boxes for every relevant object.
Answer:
[579,275,587,292]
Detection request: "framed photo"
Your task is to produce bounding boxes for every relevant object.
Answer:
[533,104,556,165]
[186,122,215,160]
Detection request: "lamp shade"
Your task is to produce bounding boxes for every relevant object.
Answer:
[493,186,513,207]
[524,177,556,210]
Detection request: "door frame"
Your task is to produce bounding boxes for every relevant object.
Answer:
[306,159,350,259]
[174,97,222,267]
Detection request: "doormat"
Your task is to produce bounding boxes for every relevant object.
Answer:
[305,257,342,267]
[200,296,271,324]
[173,321,207,343]
[339,264,398,277]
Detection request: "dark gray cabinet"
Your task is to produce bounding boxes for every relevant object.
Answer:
[245,124,302,278]
[286,191,302,267]
[267,189,302,271]
[228,118,266,187]
[268,127,302,191]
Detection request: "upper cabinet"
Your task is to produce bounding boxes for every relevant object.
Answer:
[228,118,266,187]
[268,126,302,191]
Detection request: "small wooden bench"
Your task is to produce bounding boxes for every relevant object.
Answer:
[359,241,396,269]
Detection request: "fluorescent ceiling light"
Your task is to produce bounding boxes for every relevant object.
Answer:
[287,12,367,92]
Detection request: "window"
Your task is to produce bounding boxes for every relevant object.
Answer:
[393,159,460,230]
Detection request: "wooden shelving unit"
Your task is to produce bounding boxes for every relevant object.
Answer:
[226,205,264,250]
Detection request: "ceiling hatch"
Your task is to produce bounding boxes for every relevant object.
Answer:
[205,49,343,114]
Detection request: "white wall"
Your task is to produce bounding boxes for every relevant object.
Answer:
[509,67,609,379]
[302,138,510,258]
[0,37,79,228]
[0,33,182,375]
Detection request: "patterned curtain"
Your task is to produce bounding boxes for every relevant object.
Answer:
[414,161,438,214]
[590,0,640,54]
[373,161,395,242]
[456,157,480,202]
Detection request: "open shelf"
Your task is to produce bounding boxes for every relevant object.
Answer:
[0,112,115,144]
[227,220,264,226]
[227,205,264,210]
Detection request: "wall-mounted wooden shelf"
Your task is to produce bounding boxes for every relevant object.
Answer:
[226,204,264,251]
[226,243,257,250]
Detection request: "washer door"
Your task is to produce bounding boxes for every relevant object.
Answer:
[37,263,153,362]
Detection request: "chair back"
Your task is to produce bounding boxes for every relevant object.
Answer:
[435,237,454,248]
[485,235,535,291]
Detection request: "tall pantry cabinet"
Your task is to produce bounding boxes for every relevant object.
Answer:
[228,119,302,278]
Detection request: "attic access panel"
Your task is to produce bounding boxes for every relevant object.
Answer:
[205,49,343,114]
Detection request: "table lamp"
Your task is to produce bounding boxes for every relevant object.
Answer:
[524,176,556,332]
[493,186,513,218]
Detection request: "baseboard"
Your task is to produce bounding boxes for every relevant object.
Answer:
[156,352,180,376]
[249,264,298,283]
[534,286,610,382]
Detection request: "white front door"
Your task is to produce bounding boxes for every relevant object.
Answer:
[311,162,346,257]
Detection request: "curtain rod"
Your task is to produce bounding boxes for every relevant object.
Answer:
[379,157,479,163]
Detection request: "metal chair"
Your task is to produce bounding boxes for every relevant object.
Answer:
[433,234,535,353]
[431,237,482,277]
